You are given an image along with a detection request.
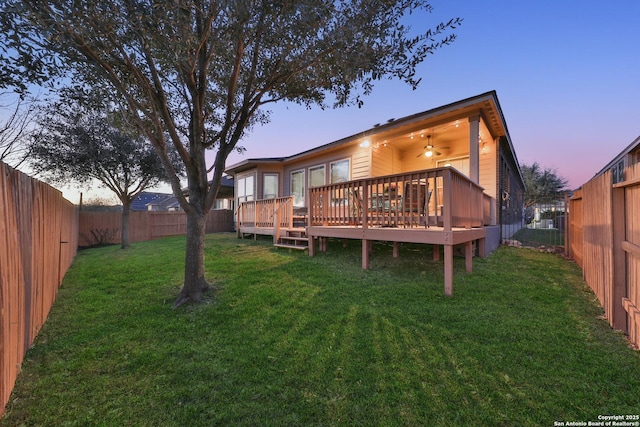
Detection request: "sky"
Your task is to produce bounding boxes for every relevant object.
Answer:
[223,0,640,191]
[9,0,640,203]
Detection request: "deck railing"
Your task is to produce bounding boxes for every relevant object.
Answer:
[309,167,488,230]
[237,168,492,234]
[238,196,294,230]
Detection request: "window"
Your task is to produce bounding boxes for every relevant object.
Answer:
[330,159,350,183]
[291,169,305,207]
[263,173,278,199]
[437,156,470,177]
[214,199,231,210]
[309,165,326,187]
[237,174,255,203]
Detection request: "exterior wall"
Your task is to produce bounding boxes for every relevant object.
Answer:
[228,94,523,224]
[371,145,402,176]
[478,120,498,201]
[257,165,284,199]
[351,144,371,179]
[282,143,367,201]
[498,136,525,235]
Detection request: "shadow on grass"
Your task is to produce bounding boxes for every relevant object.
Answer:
[2,234,639,426]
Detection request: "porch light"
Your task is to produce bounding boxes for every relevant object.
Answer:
[359,139,370,148]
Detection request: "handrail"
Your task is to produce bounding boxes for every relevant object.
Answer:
[238,196,294,234]
[309,167,486,230]
[272,197,294,243]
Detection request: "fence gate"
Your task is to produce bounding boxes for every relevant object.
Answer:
[614,167,640,348]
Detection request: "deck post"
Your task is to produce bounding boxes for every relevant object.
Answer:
[237,203,242,238]
[273,211,279,245]
[477,238,486,258]
[469,115,480,184]
[442,171,452,231]
[433,244,440,261]
[465,241,473,272]
[393,241,399,258]
[308,235,315,256]
[444,245,453,296]
[362,239,370,269]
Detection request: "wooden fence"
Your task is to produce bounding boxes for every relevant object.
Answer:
[78,209,235,247]
[0,162,78,416]
[568,163,640,349]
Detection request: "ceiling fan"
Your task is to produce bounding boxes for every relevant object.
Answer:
[417,135,449,158]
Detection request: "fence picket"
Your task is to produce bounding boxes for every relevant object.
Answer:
[78,209,234,247]
[0,162,78,416]
[568,163,640,349]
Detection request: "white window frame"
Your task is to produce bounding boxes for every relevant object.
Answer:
[308,165,326,188]
[263,173,279,199]
[330,158,351,184]
[237,173,255,204]
[290,169,305,207]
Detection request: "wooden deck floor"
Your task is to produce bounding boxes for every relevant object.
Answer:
[307,225,485,245]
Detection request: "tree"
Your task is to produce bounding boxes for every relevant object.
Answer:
[2,1,462,306]
[29,90,179,249]
[0,92,37,168]
[521,162,568,208]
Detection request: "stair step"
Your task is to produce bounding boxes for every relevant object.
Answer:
[280,236,308,242]
[274,243,308,250]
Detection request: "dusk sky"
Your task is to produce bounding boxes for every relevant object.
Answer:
[225,0,640,191]
[20,0,636,202]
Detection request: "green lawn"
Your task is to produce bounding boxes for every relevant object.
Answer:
[2,233,639,426]
[512,227,566,248]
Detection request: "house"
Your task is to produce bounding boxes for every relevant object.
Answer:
[132,176,235,212]
[131,192,176,211]
[593,135,640,184]
[144,193,182,211]
[225,91,524,294]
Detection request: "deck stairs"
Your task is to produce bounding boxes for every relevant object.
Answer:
[274,228,309,250]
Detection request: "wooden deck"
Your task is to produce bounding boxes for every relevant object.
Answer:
[237,168,495,295]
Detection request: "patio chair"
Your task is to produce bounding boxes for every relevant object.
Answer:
[402,181,430,227]
[348,188,363,224]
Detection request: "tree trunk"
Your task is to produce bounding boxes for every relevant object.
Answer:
[121,203,131,249]
[174,209,210,307]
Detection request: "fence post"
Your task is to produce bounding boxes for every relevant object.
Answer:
[565,192,570,258]
[612,185,628,331]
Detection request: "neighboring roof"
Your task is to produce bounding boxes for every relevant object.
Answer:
[225,91,523,185]
[216,175,235,198]
[594,134,640,177]
[147,195,181,210]
[133,178,235,211]
[178,175,235,198]
[131,192,173,211]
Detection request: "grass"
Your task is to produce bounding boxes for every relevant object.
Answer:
[2,233,640,426]
[512,227,566,247]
